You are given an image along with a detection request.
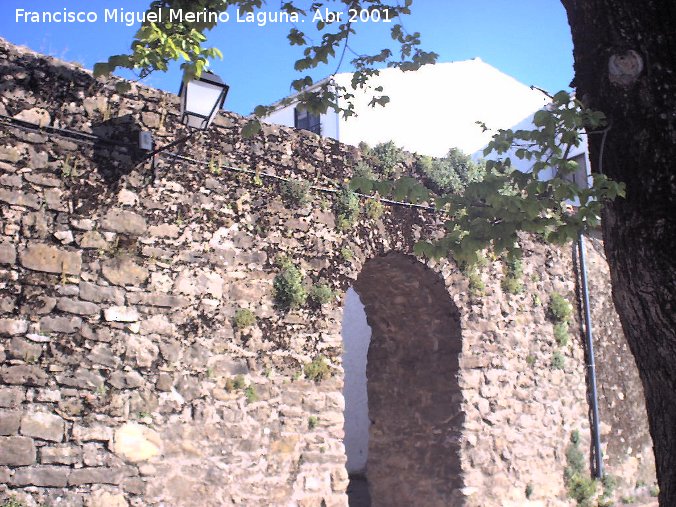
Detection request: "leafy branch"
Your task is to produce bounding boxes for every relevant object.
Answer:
[351,91,625,264]
[95,0,437,132]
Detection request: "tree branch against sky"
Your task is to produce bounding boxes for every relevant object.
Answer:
[89,1,675,505]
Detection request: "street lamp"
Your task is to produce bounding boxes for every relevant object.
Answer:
[141,70,230,158]
[178,71,230,130]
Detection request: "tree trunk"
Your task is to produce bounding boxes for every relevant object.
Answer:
[560,1,676,504]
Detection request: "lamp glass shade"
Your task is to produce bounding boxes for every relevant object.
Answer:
[179,71,229,130]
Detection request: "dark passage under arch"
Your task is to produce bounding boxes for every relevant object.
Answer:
[345,252,464,507]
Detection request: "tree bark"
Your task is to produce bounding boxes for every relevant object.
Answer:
[560,1,676,504]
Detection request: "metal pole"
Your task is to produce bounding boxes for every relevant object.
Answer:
[578,233,604,479]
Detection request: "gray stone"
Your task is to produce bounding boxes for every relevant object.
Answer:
[40,315,82,333]
[125,292,188,308]
[102,257,149,286]
[8,337,43,361]
[68,466,134,485]
[0,173,22,187]
[14,107,51,127]
[24,172,61,187]
[19,242,82,274]
[140,314,176,336]
[148,223,180,238]
[45,187,67,211]
[0,144,23,163]
[0,387,25,408]
[0,365,48,386]
[0,318,28,335]
[0,466,9,483]
[72,424,114,442]
[125,335,159,368]
[56,368,105,391]
[54,229,75,244]
[40,445,83,465]
[79,230,109,249]
[100,210,147,236]
[79,281,125,305]
[0,188,41,209]
[104,306,139,322]
[87,344,121,368]
[56,298,101,316]
[0,242,16,264]
[21,412,65,442]
[0,410,21,435]
[12,465,70,487]
[0,435,36,465]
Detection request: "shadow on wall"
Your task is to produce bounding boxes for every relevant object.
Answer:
[91,114,146,185]
[343,252,464,507]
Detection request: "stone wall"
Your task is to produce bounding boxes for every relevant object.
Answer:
[0,38,654,507]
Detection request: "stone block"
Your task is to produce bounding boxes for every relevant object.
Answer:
[79,230,108,249]
[125,335,159,368]
[19,242,82,274]
[40,445,83,465]
[0,365,48,386]
[21,411,65,442]
[68,466,134,485]
[8,337,43,361]
[11,465,70,487]
[90,491,129,507]
[39,315,82,333]
[0,435,36,465]
[112,423,162,463]
[56,298,101,316]
[100,210,147,236]
[0,242,16,264]
[148,223,180,238]
[0,318,28,335]
[0,387,25,408]
[72,424,114,442]
[0,188,41,209]
[102,257,149,286]
[104,306,139,322]
[79,281,125,305]
[14,107,51,127]
[0,410,21,435]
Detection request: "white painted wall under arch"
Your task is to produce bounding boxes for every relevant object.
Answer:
[341,287,372,475]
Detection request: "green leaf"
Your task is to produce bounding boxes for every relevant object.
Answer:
[241,119,262,138]
[115,82,132,94]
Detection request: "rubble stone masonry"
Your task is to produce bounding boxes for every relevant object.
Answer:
[0,38,654,506]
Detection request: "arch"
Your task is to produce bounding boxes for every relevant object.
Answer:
[342,252,464,507]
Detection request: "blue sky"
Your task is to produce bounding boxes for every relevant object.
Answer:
[1,1,574,115]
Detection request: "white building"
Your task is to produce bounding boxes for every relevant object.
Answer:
[262,59,550,157]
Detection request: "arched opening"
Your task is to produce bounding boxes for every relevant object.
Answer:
[342,253,464,507]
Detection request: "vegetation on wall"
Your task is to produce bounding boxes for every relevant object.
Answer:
[417,148,486,194]
[280,179,311,208]
[273,257,307,310]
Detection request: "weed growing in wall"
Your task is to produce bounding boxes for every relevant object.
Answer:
[364,198,384,220]
[554,322,569,346]
[551,350,565,370]
[501,256,524,295]
[340,247,354,262]
[565,430,598,507]
[281,179,311,208]
[334,186,360,230]
[273,258,307,309]
[304,355,331,383]
[308,416,318,429]
[549,293,573,323]
[233,308,256,330]
[309,283,335,306]
[244,386,258,403]
[467,267,486,297]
